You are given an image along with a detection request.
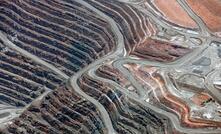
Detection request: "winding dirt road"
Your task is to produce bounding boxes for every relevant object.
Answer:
[1,0,221,133]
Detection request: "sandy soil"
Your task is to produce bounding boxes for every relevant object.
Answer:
[153,0,197,28]
[186,0,221,32]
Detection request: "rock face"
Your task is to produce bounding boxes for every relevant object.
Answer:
[131,38,190,62]
[2,86,106,134]
[0,0,116,76]
[78,74,171,134]
[0,40,64,108]
[0,0,221,134]
[84,0,153,52]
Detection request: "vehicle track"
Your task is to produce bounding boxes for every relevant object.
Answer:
[0,32,69,79]
[176,0,212,37]
[69,0,125,133]
[75,1,221,133]
[87,64,221,134]
[1,0,221,133]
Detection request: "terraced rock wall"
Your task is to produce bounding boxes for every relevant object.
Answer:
[0,40,63,107]
[0,0,116,76]
[1,86,106,134]
[0,0,206,134]
[84,0,153,52]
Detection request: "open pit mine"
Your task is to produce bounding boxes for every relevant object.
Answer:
[0,0,221,134]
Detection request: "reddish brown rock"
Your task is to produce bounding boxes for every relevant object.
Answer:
[131,38,190,62]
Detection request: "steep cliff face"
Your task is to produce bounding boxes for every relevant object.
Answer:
[84,0,154,53]
[0,0,117,76]
[1,0,221,134]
